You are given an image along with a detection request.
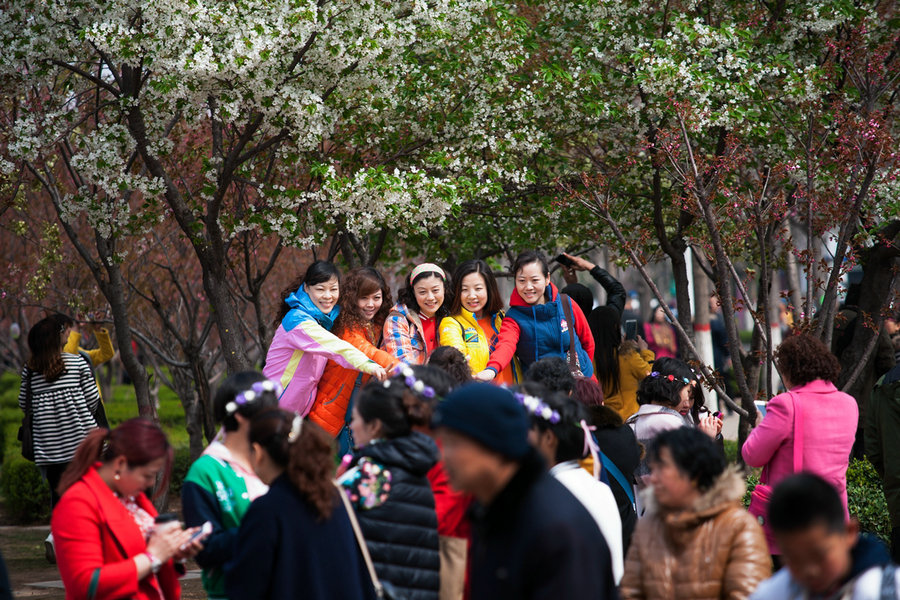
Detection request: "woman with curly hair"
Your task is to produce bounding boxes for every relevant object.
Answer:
[742,333,857,558]
[226,409,376,600]
[311,267,399,455]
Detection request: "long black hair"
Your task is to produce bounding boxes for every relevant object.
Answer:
[274,261,341,326]
[396,265,452,322]
[449,259,503,316]
[589,306,622,398]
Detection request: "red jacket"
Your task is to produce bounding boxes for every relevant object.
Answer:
[51,466,181,600]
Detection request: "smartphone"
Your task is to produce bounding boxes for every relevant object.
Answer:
[190,521,213,543]
[754,400,767,417]
[554,254,576,269]
[624,319,638,341]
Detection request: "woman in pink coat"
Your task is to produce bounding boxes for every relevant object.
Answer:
[742,333,858,557]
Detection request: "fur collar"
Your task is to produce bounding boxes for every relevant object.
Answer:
[641,464,746,522]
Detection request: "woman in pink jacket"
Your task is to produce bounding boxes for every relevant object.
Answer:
[264,261,386,416]
[742,333,858,558]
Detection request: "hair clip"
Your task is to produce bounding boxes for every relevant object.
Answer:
[225,379,282,414]
[515,393,561,424]
[392,365,437,399]
[288,415,303,443]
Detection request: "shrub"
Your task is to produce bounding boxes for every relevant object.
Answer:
[847,457,891,543]
[0,456,50,523]
[740,458,890,544]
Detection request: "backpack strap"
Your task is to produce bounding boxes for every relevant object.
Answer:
[600,452,635,506]
[881,563,896,600]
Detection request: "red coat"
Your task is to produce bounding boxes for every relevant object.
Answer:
[51,466,181,600]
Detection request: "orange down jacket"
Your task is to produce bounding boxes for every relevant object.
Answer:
[309,324,399,437]
[620,466,771,600]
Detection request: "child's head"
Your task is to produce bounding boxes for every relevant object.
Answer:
[428,345,472,387]
[525,357,575,396]
[769,473,858,595]
[636,371,688,410]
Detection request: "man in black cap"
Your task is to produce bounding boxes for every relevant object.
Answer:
[432,383,619,599]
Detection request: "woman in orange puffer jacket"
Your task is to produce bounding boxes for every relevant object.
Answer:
[310,267,399,455]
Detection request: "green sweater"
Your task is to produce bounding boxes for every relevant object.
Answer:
[182,444,262,599]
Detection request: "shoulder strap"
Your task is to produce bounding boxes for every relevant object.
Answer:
[790,392,803,473]
[559,294,578,371]
[24,367,33,417]
[334,482,384,598]
[600,452,635,505]
[881,563,896,600]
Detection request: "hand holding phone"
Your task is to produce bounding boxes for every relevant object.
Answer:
[180,521,213,551]
[554,254,576,269]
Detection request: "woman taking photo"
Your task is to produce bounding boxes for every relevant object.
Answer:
[589,306,654,420]
[439,259,520,384]
[742,333,857,558]
[51,419,202,600]
[264,260,386,416]
[341,374,442,600]
[476,251,595,381]
[383,262,452,365]
[311,267,399,454]
[226,409,376,600]
[620,427,770,599]
[182,372,280,600]
[19,317,100,510]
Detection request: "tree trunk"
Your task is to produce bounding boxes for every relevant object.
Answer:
[202,263,252,373]
[172,366,205,460]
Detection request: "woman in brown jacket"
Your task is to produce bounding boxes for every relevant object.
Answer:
[621,427,770,600]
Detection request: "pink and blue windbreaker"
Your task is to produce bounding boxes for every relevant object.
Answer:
[263,286,379,415]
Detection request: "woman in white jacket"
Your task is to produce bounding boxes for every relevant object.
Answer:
[522,386,624,583]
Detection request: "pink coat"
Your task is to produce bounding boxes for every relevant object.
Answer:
[742,380,857,549]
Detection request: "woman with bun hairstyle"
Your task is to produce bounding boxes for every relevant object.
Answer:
[181,372,280,600]
[439,259,521,385]
[264,261,387,416]
[340,372,442,600]
[311,267,399,454]
[51,419,203,600]
[476,250,595,382]
[226,409,376,600]
[382,262,452,365]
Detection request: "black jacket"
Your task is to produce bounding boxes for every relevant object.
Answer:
[225,475,376,600]
[351,432,441,600]
[469,449,619,600]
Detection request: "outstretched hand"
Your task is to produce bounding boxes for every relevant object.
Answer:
[562,253,596,272]
[475,369,496,382]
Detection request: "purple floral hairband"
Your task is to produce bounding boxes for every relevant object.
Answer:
[225,379,283,415]
[514,393,561,424]
[384,364,437,399]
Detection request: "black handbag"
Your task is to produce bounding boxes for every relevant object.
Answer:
[17,368,35,461]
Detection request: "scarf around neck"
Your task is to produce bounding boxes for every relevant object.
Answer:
[281,285,340,332]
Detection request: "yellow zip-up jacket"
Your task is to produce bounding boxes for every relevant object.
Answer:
[64,329,115,365]
[439,310,522,384]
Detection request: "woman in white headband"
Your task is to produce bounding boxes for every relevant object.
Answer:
[382,262,452,365]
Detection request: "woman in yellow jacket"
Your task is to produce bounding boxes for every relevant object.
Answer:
[439,260,521,385]
[590,305,655,420]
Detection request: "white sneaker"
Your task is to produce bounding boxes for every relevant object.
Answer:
[44,533,55,564]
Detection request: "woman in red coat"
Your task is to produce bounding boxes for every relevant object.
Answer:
[51,419,203,600]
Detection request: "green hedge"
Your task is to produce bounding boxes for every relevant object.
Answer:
[0,455,50,523]
[742,458,890,543]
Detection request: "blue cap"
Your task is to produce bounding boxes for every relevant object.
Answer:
[432,383,530,459]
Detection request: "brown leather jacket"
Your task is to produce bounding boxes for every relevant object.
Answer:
[620,466,771,600]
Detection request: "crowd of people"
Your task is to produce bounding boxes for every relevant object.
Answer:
[12,249,900,599]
